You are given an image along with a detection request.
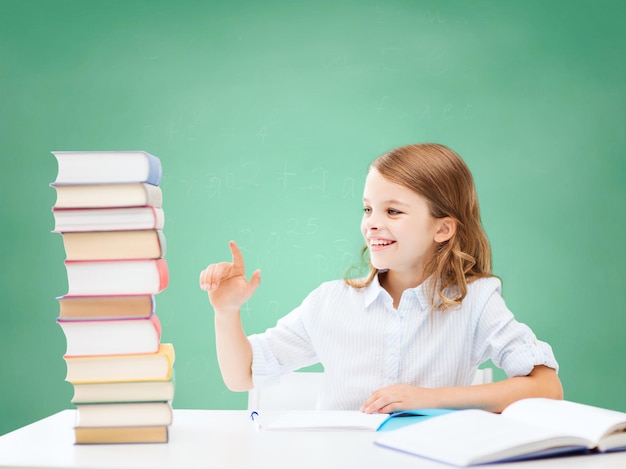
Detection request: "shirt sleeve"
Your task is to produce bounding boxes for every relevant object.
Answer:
[247,287,320,388]
[471,282,559,377]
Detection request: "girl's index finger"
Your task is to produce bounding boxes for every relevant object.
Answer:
[228,240,245,269]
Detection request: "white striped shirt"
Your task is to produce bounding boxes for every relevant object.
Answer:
[248,275,558,410]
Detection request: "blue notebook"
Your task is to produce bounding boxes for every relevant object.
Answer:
[376,408,456,432]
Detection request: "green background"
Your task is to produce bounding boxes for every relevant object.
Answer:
[1,0,624,436]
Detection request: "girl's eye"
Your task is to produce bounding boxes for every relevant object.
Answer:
[363,207,372,214]
[388,209,401,215]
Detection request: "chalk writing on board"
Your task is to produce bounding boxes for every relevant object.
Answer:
[241,161,261,188]
[277,160,297,199]
[302,168,327,194]
[342,177,356,199]
[237,228,256,248]
[464,105,476,120]
[207,173,223,198]
[138,23,159,60]
[375,96,391,112]
[423,10,444,24]
[253,230,280,273]
[264,230,281,255]
[322,51,346,69]
[426,46,449,76]
[410,103,477,121]
[265,300,281,322]
[311,238,360,283]
[378,47,402,71]
[376,5,444,25]
[256,126,268,142]
[284,217,321,236]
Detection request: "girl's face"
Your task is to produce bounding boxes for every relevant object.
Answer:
[361,168,442,282]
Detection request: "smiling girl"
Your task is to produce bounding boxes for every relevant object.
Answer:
[199,143,562,413]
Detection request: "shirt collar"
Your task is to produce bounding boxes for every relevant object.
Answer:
[363,274,385,308]
[364,273,431,311]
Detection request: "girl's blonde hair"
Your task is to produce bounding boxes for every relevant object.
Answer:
[346,143,492,310]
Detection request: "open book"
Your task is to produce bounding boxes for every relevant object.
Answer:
[265,411,388,431]
[264,408,454,432]
[375,398,626,466]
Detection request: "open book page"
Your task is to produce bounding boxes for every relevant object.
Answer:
[265,411,388,431]
[502,398,626,449]
[598,431,626,452]
[375,409,591,467]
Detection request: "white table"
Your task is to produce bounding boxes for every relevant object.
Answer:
[1,409,625,469]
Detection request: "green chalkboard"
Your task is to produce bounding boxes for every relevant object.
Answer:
[1,0,625,436]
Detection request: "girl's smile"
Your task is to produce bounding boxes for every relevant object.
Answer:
[368,237,396,251]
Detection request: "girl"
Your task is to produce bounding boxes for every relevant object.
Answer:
[199,143,562,414]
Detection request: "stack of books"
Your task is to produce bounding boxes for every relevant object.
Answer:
[51,151,175,444]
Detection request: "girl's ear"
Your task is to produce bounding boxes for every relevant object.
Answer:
[434,217,457,243]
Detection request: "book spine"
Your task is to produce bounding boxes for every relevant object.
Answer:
[151,311,162,341]
[145,152,163,186]
[151,206,165,230]
[156,230,167,257]
[156,258,169,291]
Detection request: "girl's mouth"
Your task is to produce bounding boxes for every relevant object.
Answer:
[369,239,396,251]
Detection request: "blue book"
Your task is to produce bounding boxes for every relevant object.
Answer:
[377,408,456,432]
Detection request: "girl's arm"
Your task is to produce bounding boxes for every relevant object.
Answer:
[199,241,261,392]
[361,364,563,414]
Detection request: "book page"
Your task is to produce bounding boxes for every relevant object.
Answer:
[503,398,626,446]
[265,411,388,431]
[597,431,626,452]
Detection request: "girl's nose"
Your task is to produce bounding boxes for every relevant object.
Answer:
[363,212,382,231]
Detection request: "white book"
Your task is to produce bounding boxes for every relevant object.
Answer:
[375,398,626,466]
[52,151,162,185]
[64,259,168,296]
[57,314,161,357]
[53,206,164,232]
[265,411,389,431]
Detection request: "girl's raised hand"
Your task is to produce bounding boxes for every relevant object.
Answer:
[199,241,261,314]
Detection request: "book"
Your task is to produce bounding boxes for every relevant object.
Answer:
[71,380,175,404]
[58,314,161,357]
[263,409,454,432]
[64,258,169,295]
[51,149,175,445]
[52,183,162,209]
[52,151,162,185]
[57,294,155,320]
[74,425,169,444]
[375,398,626,466]
[61,230,166,261]
[266,411,390,431]
[52,206,164,232]
[65,343,175,383]
[75,402,173,427]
